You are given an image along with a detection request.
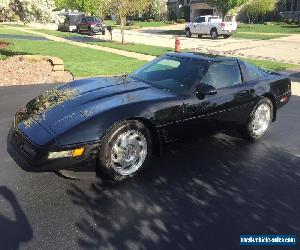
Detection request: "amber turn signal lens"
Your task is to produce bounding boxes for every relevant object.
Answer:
[72,148,85,157]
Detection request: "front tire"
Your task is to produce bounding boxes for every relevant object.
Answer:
[97,120,152,181]
[242,98,273,141]
[185,29,192,38]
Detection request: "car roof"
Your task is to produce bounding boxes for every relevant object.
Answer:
[165,52,238,62]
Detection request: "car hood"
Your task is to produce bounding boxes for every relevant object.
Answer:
[19,76,176,136]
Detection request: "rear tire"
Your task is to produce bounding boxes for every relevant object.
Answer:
[97,120,152,182]
[210,29,218,39]
[185,29,192,38]
[241,98,273,141]
[198,34,202,38]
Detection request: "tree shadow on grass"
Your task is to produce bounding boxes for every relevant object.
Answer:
[0,48,29,57]
[0,186,33,250]
[67,134,300,250]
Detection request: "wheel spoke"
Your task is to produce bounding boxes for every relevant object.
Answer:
[251,103,271,137]
[110,130,147,176]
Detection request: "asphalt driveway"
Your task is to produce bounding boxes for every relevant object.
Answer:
[0,84,299,250]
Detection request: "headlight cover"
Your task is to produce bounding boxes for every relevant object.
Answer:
[48,147,85,159]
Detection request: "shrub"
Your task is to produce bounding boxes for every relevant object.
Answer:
[126,20,135,26]
[177,19,186,24]
[164,20,176,25]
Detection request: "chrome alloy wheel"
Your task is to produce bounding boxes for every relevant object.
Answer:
[111,130,147,176]
[251,103,271,137]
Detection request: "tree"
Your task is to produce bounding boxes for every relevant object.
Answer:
[107,0,150,44]
[243,0,276,23]
[207,0,247,20]
[145,0,166,21]
[10,0,56,23]
[55,0,108,18]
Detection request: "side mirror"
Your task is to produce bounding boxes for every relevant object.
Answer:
[195,84,217,96]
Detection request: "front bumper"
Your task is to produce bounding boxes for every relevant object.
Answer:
[91,26,105,34]
[79,26,105,35]
[8,127,98,172]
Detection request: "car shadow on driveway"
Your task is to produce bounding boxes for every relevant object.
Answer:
[0,186,33,250]
[67,134,300,250]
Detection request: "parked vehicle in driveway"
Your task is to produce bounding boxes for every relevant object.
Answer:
[185,15,237,39]
[77,16,106,35]
[9,53,291,181]
[58,12,85,32]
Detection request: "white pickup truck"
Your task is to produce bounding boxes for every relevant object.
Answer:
[185,15,237,39]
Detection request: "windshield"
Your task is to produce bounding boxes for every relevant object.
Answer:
[129,56,208,94]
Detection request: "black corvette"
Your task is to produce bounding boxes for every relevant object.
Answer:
[9,53,291,181]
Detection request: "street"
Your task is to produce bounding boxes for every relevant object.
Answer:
[0,83,299,250]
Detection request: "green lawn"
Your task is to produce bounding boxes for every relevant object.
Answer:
[35,29,173,56]
[104,20,171,29]
[0,28,145,77]
[0,27,41,36]
[238,23,300,34]
[35,29,84,38]
[0,26,298,77]
[89,41,173,56]
[161,29,288,40]
[243,58,297,72]
[135,21,172,28]
[232,32,287,40]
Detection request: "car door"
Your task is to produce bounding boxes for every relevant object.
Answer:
[79,17,89,32]
[191,17,205,34]
[183,60,254,136]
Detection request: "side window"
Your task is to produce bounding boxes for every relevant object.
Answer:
[240,61,268,82]
[64,16,69,24]
[202,61,242,89]
[144,59,180,73]
[195,17,205,23]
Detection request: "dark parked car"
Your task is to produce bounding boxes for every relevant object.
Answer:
[58,12,85,32]
[77,16,106,35]
[9,53,291,181]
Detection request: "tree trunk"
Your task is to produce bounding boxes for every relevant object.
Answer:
[222,10,228,21]
[175,0,179,20]
[120,16,126,45]
[247,12,251,24]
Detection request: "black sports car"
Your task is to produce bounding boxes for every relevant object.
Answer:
[9,53,291,181]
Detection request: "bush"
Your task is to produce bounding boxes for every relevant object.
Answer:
[168,10,177,22]
[126,20,135,26]
[0,54,7,60]
[164,20,176,25]
[177,19,186,24]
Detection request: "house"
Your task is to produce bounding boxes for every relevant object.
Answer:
[280,0,300,21]
[167,0,222,22]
